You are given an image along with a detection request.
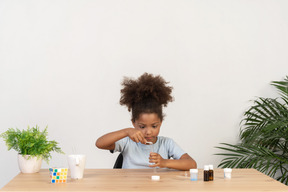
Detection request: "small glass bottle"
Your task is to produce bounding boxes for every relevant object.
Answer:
[203,165,209,181]
[208,164,214,181]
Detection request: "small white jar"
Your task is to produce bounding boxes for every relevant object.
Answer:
[190,169,198,181]
[224,168,232,179]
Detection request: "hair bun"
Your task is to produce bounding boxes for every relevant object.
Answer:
[120,73,173,111]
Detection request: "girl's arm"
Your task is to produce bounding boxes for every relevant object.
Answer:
[95,128,147,150]
[149,153,197,171]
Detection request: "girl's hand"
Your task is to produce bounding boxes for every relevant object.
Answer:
[126,128,147,144]
[149,152,166,168]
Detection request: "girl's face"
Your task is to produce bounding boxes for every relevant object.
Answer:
[132,113,162,144]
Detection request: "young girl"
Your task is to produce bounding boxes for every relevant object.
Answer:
[96,73,197,171]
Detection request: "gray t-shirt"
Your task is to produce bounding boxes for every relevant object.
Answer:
[112,136,186,169]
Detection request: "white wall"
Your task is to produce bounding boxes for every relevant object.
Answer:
[1,0,288,188]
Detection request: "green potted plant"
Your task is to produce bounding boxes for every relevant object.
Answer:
[215,76,288,185]
[0,125,64,173]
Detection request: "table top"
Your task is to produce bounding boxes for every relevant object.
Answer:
[1,168,287,192]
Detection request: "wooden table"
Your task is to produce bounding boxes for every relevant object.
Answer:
[1,169,287,192]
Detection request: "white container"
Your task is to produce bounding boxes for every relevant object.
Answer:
[18,154,42,173]
[151,175,160,181]
[68,154,86,179]
[224,168,232,179]
[190,169,198,181]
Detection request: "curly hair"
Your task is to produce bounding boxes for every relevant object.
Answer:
[120,73,173,122]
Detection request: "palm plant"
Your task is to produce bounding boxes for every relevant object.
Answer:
[216,76,288,185]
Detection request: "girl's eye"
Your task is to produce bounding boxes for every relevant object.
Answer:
[139,126,145,129]
[152,125,158,128]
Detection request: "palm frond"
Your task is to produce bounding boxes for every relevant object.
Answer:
[215,143,288,171]
[271,76,288,100]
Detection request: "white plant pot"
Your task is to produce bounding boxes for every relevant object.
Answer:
[18,154,42,173]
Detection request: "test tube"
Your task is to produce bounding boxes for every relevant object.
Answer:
[146,142,156,173]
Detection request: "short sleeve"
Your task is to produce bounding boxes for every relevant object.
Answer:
[112,137,129,153]
[167,138,186,159]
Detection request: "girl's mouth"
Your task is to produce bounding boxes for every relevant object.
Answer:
[145,137,153,141]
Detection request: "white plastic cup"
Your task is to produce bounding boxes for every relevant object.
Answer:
[224,168,232,179]
[68,154,86,179]
[190,169,198,181]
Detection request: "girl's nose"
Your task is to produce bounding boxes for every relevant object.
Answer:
[145,128,152,135]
